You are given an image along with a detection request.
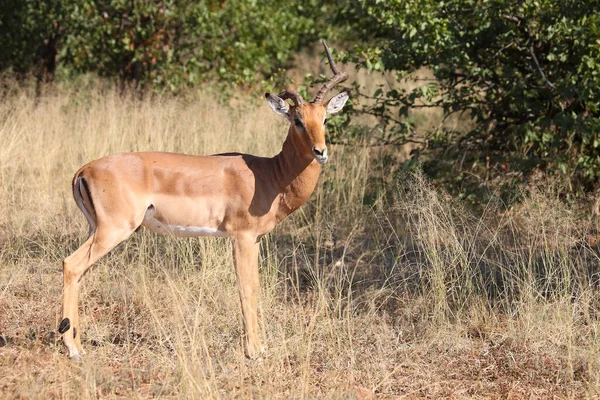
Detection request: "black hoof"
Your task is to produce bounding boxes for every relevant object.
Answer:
[58,318,70,334]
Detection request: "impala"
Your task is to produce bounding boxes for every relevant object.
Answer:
[58,41,349,360]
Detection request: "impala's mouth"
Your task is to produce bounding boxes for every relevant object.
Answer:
[315,155,328,164]
[312,146,328,164]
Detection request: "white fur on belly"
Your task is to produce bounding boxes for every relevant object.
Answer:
[142,212,227,238]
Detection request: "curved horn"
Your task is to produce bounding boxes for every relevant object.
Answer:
[312,41,349,105]
[277,89,305,107]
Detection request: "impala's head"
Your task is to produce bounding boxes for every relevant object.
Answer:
[265,41,349,165]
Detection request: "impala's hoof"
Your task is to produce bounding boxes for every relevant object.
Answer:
[245,345,266,360]
[58,318,70,334]
[70,353,83,362]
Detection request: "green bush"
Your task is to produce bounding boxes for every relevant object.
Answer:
[340,0,600,202]
[0,0,64,82]
[0,0,331,91]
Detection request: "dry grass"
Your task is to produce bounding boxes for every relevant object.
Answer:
[1,83,600,399]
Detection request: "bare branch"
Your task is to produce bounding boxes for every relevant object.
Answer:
[529,44,556,90]
[502,14,522,24]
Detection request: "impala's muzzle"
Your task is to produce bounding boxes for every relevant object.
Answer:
[312,146,328,164]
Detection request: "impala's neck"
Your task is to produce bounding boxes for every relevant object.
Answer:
[271,128,321,221]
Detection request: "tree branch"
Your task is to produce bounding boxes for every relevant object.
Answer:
[529,44,556,90]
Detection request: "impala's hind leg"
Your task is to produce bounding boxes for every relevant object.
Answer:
[61,224,135,360]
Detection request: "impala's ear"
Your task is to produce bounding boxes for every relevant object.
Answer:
[325,91,349,114]
[265,93,290,118]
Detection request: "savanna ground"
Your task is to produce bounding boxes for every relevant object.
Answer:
[1,78,600,399]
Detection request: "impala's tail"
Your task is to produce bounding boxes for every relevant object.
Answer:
[72,172,97,238]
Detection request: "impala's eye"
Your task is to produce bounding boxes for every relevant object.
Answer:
[323,118,328,125]
[294,118,303,127]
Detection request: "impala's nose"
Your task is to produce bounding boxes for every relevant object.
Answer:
[312,146,328,164]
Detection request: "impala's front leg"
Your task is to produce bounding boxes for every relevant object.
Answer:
[231,234,263,359]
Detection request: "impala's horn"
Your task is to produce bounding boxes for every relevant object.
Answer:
[312,41,349,105]
[277,89,305,107]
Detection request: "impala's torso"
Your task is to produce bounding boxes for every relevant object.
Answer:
[75,144,320,240]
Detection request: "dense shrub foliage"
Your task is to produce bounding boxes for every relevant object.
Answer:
[0,0,328,89]
[340,0,600,201]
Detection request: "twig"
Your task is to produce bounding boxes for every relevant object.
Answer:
[502,14,522,24]
[329,138,426,147]
[503,15,556,90]
[529,44,556,90]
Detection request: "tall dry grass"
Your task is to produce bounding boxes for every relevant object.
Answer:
[0,83,599,398]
